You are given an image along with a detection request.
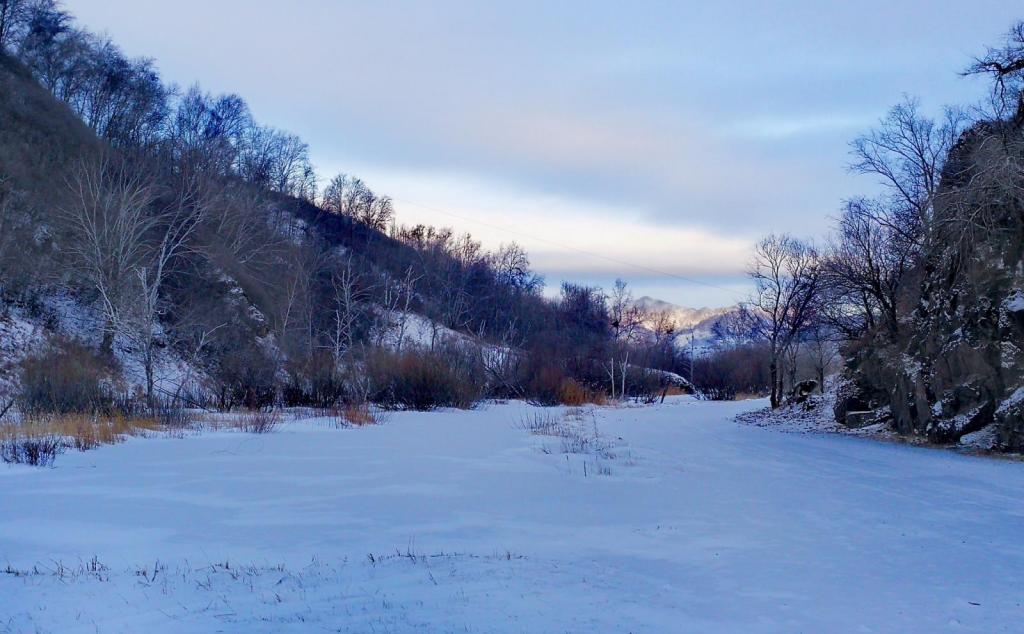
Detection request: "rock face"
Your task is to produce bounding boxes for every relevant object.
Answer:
[839,118,1024,448]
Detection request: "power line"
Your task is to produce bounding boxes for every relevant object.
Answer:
[391,196,747,298]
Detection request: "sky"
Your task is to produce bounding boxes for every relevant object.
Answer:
[71,1,1021,307]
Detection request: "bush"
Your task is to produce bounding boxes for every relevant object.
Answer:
[17,343,116,415]
[693,344,772,401]
[208,340,277,411]
[282,351,347,407]
[0,434,63,466]
[339,402,385,426]
[365,345,485,410]
[520,360,606,407]
[154,399,195,429]
[237,409,280,433]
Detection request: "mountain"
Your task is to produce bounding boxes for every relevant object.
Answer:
[631,296,733,330]
[630,296,749,355]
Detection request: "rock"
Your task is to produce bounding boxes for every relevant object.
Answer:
[928,404,993,444]
[959,423,999,451]
[995,387,1024,451]
[834,376,874,427]
[834,114,1024,449]
[789,379,818,404]
[844,411,877,428]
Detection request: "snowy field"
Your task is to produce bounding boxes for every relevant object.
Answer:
[2,397,1023,633]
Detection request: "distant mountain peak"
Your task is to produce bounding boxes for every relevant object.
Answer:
[631,296,735,329]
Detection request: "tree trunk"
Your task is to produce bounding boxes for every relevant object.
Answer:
[101,322,115,355]
[769,359,780,409]
[144,347,155,414]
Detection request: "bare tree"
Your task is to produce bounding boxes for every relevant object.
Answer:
[849,96,967,249]
[0,0,29,51]
[321,173,393,231]
[60,153,158,353]
[745,234,822,408]
[122,168,211,409]
[0,176,21,293]
[603,279,646,399]
[806,321,839,394]
[965,21,1024,120]
[822,198,910,337]
[328,255,365,363]
[61,155,213,408]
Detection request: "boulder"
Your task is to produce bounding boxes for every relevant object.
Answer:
[789,379,818,404]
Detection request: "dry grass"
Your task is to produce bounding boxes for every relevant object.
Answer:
[517,411,561,435]
[663,386,691,397]
[313,403,387,428]
[340,403,385,426]
[0,413,160,465]
[557,379,607,407]
[2,413,159,448]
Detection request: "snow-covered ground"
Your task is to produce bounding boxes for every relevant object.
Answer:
[2,398,1024,632]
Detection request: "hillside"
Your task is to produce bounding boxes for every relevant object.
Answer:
[0,19,691,416]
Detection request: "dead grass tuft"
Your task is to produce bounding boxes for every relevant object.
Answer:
[0,413,160,465]
[341,403,385,426]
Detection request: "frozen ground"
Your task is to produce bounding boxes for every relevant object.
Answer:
[2,398,1023,632]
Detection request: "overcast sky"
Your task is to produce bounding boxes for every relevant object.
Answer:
[71,1,1020,306]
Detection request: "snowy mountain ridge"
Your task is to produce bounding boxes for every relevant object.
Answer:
[631,296,734,329]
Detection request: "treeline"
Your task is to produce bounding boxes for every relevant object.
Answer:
[0,0,707,414]
[737,21,1024,447]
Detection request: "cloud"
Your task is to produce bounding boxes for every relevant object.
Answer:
[320,164,754,277]
[68,0,1024,306]
[725,114,869,140]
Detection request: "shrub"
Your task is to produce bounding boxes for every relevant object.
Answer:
[621,367,665,403]
[693,343,772,401]
[236,409,279,433]
[237,409,280,433]
[517,411,560,435]
[340,402,384,426]
[282,351,348,407]
[209,340,277,411]
[0,433,63,466]
[17,343,116,415]
[521,361,606,407]
[154,399,195,429]
[365,345,484,410]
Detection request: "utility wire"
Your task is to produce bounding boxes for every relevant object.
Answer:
[391,197,747,298]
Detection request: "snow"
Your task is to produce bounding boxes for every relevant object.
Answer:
[959,424,999,450]
[376,310,467,350]
[997,386,1024,416]
[1003,290,1024,313]
[0,293,206,403]
[0,310,43,398]
[3,398,1024,632]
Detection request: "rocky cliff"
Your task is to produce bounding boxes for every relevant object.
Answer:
[837,114,1024,449]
